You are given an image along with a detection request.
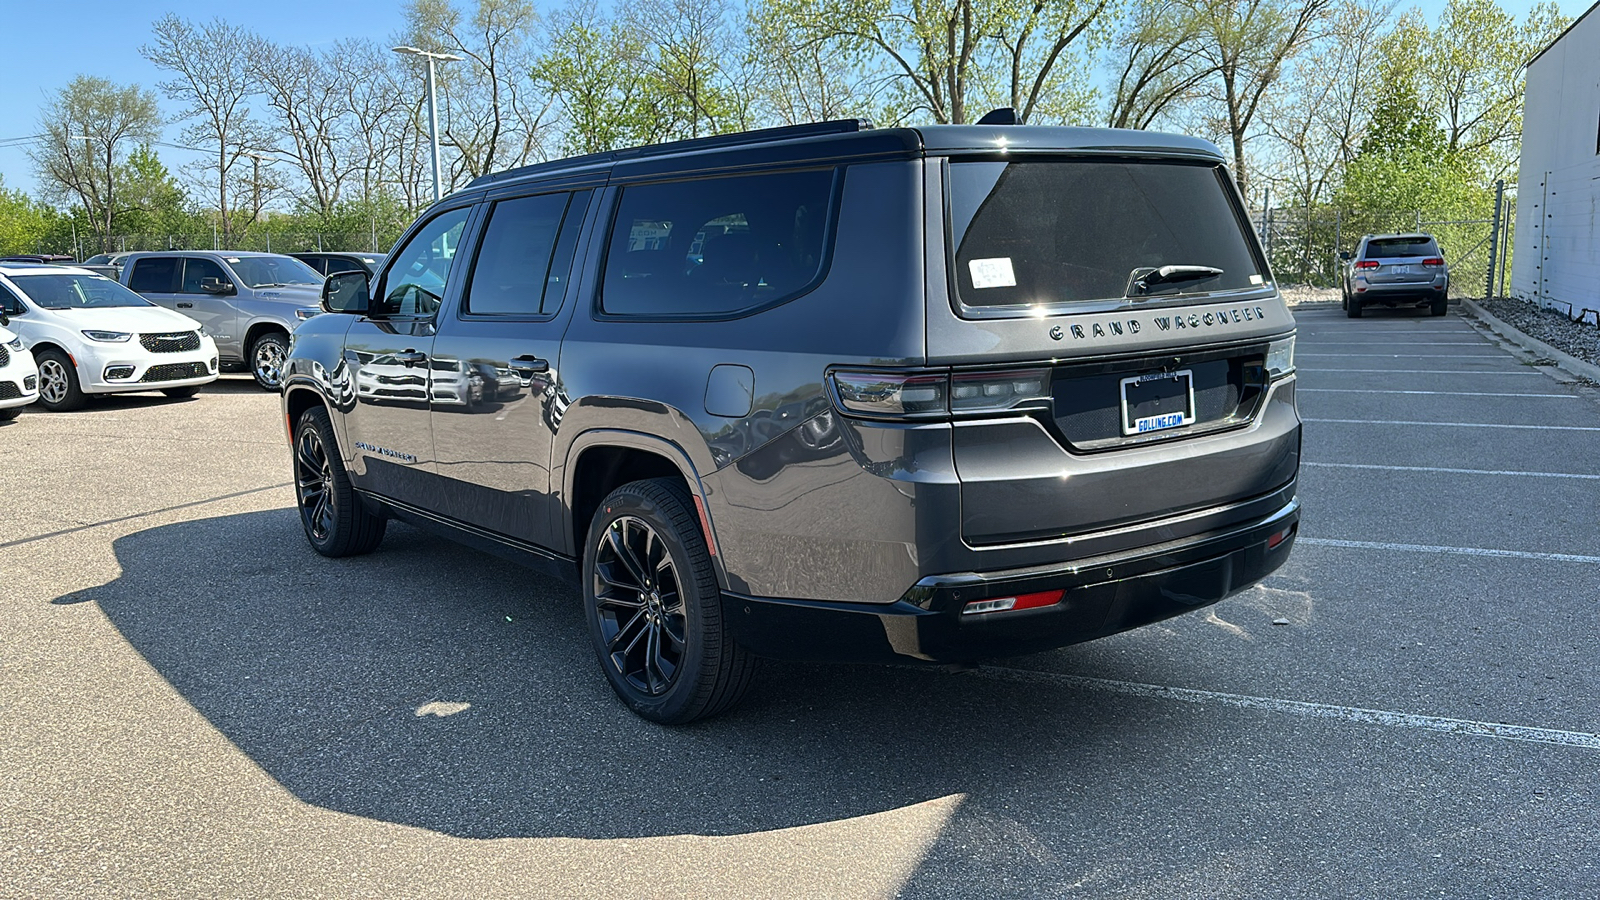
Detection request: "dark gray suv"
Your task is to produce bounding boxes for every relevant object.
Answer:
[282,118,1302,723]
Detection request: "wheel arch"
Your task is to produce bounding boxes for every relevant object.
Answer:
[561,430,725,588]
[242,318,292,355]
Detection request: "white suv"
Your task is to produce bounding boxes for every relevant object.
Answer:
[0,322,39,421]
[0,263,219,411]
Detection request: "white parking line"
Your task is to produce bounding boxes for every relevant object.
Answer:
[1300,353,1509,358]
[1304,462,1600,480]
[977,666,1600,751]
[1297,537,1600,564]
[1298,389,1577,399]
[1303,418,1600,431]
[1304,368,1544,375]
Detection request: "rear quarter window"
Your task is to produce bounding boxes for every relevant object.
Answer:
[950,160,1266,310]
[600,169,836,318]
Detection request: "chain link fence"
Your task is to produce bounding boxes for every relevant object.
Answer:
[1248,188,1516,300]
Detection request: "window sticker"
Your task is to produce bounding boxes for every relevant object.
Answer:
[1248,274,1263,285]
[225,257,241,263]
[969,257,1016,289]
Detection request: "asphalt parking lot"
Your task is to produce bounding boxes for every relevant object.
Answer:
[3,305,1598,898]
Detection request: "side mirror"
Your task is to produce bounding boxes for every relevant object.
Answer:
[200,276,236,295]
[322,270,371,315]
[1338,251,1352,261]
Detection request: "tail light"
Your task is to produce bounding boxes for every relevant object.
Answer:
[1354,260,1379,270]
[831,368,1051,420]
[1421,257,1444,267]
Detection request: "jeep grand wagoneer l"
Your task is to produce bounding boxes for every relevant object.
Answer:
[282,118,1301,723]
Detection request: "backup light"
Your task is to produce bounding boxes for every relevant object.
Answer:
[1265,336,1295,379]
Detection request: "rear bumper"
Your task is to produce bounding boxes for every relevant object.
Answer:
[724,496,1299,663]
[1354,280,1447,303]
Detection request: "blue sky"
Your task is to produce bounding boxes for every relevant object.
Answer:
[0,0,1579,198]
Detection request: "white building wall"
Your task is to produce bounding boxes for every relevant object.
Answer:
[1511,3,1600,324]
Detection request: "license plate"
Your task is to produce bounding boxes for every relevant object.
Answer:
[1394,265,1410,274]
[1120,369,1195,435]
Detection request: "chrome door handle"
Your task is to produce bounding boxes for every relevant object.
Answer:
[509,355,549,375]
[395,350,427,367]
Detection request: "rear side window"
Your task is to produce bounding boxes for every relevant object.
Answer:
[950,160,1265,309]
[181,258,228,293]
[601,169,835,318]
[1365,238,1440,258]
[128,257,179,293]
[465,190,589,316]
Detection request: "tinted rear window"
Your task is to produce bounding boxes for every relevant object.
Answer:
[601,169,835,318]
[950,160,1265,309]
[1365,238,1439,258]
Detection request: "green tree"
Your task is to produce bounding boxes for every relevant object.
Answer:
[27,76,161,254]
[752,0,1110,126]
[534,0,661,153]
[113,145,200,238]
[0,177,67,256]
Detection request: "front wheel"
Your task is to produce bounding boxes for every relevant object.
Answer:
[34,349,87,411]
[250,331,290,391]
[583,478,758,724]
[293,405,387,556]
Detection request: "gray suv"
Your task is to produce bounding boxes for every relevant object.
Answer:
[120,251,326,389]
[1339,233,1450,317]
[282,118,1302,723]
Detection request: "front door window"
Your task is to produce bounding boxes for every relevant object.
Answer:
[377,208,471,317]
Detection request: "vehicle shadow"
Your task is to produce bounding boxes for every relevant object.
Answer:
[69,508,1177,843]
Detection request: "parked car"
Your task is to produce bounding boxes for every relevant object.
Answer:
[282,117,1302,724]
[0,255,75,265]
[1340,233,1450,317]
[0,320,40,420]
[78,252,130,280]
[117,251,324,390]
[0,263,218,411]
[292,252,388,278]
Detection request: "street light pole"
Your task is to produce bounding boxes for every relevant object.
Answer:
[392,46,464,205]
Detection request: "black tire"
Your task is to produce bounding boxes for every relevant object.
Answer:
[293,405,387,557]
[34,348,87,411]
[163,386,201,398]
[1345,295,1363,318]
[250,330,290,391]
[0,406,20,421]
[583,478,758,724]
[1430,296,1448,316]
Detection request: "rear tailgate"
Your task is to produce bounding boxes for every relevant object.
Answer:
[923,154,1299,548]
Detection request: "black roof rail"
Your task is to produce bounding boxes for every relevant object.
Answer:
[467,118,874,190]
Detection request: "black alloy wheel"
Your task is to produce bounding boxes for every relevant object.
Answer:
[593,514,689,697]
[293,406,386,556]
[584,478,757,724]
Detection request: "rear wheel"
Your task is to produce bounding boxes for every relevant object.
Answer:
[293,405,387,556]
[163,386,201,398]
[1430,296,1448,316]
[1345,295,1363,318]
[250,331,290,391]
[583,478,758,724]
[34,349,87,411]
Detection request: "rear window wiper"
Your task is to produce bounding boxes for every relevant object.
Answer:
[1125,265,1224,297]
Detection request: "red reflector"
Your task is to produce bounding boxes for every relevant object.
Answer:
[962,589,1064,615]
[1422,258,1444,266]
[1267,528,1291,550]
[1355,260,1379,269]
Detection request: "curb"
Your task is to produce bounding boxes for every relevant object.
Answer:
[1461,299,1600,384]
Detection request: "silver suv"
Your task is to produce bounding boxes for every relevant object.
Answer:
[119,251,326,389]
[282,118,1302,723]
[1340,233,1450,317]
